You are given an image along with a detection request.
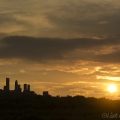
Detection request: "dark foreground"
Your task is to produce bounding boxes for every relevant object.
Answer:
[0,95,120,120]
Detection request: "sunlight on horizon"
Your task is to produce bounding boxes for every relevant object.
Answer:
[108,85,117,93]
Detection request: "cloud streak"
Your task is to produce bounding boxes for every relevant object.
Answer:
[0,35,120,63]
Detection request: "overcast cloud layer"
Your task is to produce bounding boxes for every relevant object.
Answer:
[0,0,120,38]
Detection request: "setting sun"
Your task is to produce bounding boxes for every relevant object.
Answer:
[108,85,117,93]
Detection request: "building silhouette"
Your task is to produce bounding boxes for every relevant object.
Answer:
[43,91,50,97]
[6,77,10,91]
[15,80,21,92]
[24,84,27,92]
[3,77,10,92]
[28,84,30,91]
[23,84,31,92]
[15,80,18,91]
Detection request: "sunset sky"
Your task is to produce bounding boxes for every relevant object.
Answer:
[0,0,120,99]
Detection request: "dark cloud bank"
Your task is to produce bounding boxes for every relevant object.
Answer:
[0,35,120,63]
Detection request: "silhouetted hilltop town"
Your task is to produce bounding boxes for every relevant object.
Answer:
[0,77,50,97]
[0,79,120,120]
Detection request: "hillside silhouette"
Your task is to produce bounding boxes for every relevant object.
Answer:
[0,94,120,120]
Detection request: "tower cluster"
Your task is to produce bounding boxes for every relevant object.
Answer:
[0,77,50,97]
[1,77,32,94]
